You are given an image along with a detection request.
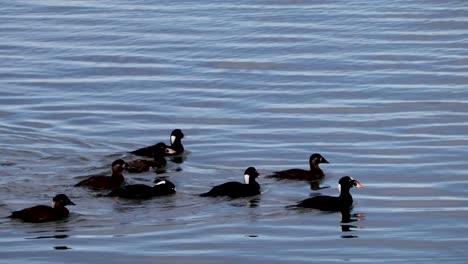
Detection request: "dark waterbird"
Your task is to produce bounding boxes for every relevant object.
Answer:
[269,153,329,189]
[75,159,127,190]
[126,152,168,173]
[200,167,260,198]
[9,194,75,223]
[130,129,184,157]
[294,176,364,211]
[270,153,329,181]
[107,179,176,199]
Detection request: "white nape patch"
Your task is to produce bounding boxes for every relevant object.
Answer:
[350,177,355,181]
[244,174,250,185]
[338,184,342,194]
[155,181,166,186]
[171,135,176,144]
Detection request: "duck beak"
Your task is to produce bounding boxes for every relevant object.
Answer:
[165,147,177,155]
[353,180,364,188]
[69,200,76,206]
[321,157,329,164]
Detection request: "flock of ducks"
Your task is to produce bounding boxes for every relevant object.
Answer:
[8,129,364,223]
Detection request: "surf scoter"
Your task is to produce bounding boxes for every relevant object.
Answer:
[200,167,260,198]
[107,179,176,199]
[9,194,75,223]
[130,129,184,157]
[295,176,364,211]
[270,153,329,181]
[126,153,169,173]
[75,159,127,190]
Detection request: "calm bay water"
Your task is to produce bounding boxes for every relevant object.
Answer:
[1,0,468,263]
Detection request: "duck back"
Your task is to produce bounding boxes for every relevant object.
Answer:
[200,181,260,198]
[75,175,124,190]
[10,205,69,223]
[108,184,155,199]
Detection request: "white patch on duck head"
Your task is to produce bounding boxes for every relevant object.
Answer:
[155,180,166,186]
[171,135,176,144]
[311,158,320,168]
[338,183,342,194]
[244,174,250,184]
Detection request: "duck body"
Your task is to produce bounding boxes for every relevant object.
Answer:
[129,143,166,158]
[297,195,351,211]
[272,168,325,181]
[108,180,176,199]
[9,194,75,223]
[130,130,184,158]
[200,182,260,198]
[125,155,167,173]
[296,176,363,211]
[9,205,70,223]
[200,167,260,198]
[75,159,127,190]
[75,175,124,190]
[271,153,328,181]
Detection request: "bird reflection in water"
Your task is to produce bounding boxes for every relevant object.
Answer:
[229,197,261,208]
[248,197,261,208]
[309,179,330,191]
[27,229,69,240]
[170,156,186,164]
[340,209,365,238]
[26,230,72,250]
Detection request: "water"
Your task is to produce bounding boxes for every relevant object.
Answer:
[1,0,467,263]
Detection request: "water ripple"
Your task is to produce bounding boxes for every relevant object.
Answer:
[1,0,468,263]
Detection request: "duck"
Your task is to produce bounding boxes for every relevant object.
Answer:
[168,129,185,155]
[75,159,127,190]
[126,153,168,173]
[107,179,176,199]
[9,194,75,223]
[270,153,329,181]
[295,176,364,211]
[200,167,260,198]
[130,129,184,158]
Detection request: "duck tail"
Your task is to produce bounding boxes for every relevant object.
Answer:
[285,204,299,209]
[199,191,212,197]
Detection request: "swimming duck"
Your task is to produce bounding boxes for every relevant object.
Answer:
[75,159,127,190]
[200,167,260,198]
[9,194,75,223]
[295,176,364,211]
[107,179,176,199]
[270,153,329,181]
[126,153,168,173]
[130,129,184,158]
